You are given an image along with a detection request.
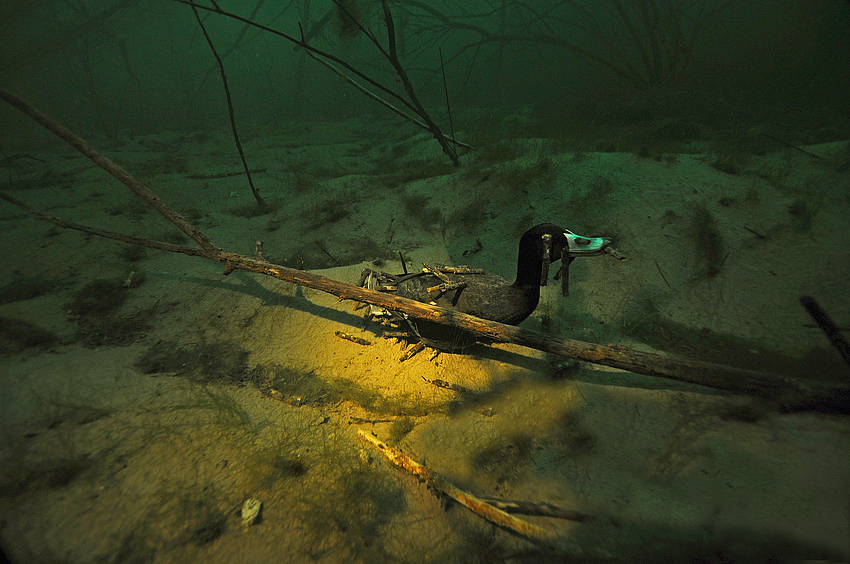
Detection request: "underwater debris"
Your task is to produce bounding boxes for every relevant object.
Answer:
[264,388,305,408]
[356,430,602,556]
[240,498,262,528]
[423,377,470,395]
[335,330,371,346]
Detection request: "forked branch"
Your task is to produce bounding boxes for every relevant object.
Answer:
[173,0,460,164]
[397,0,737,89]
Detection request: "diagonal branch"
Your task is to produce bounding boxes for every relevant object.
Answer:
[0,89,220,254]
[325,0,459,164]
[0,192,209,258]
[379,0,457,165]
[173,0,459,164]
[357,430,594,555]
[299,37,470,150]
[172,0,415,114]
[191,4,264,206]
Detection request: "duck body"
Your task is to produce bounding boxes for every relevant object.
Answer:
[395,271,537,326]
[395,223,574,326]
[394,271,541,351]
[361,223,613,354]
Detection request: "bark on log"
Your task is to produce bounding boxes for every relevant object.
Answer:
[2,87,848,414]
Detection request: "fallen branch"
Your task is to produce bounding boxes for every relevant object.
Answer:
[2,88,848,415]
[0,89,219,254]
[357,430,599,556]
[0,192,208,258]
[377,0,458,165]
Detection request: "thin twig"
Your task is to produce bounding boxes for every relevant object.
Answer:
[0,192,208,257]
[190,4,264,207]
[379,0,458,166]
[174,0,461,164]
[800,296,850,373]
[171,1,415,126]
[762,133,824,160]
[191,0,269,102]
[476,496,597,522]
[298,25,469,149]
[439,47,456,152]
[655,259,671,288]
[0,89,219,253]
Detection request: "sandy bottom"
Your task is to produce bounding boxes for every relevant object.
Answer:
[1,113,849,562]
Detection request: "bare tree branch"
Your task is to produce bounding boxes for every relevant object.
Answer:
[397,0,738,89]
[172,0,459,164]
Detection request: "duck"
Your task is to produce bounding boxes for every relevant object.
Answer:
[360,223,614,356]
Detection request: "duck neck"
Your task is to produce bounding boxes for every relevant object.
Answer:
[513,231,546,289]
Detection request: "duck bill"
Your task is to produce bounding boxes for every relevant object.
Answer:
[556,230,614,297]
[563,230,612,257]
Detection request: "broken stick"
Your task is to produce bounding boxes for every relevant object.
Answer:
[357,430,601,557]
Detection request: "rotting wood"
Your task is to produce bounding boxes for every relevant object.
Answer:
[334,331,372,346]
[357,430,599,556]
[2,88,849,415]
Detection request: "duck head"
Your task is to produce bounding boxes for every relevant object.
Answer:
[514,223,613,296]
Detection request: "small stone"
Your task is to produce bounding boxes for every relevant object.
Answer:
[241,498,262,527]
